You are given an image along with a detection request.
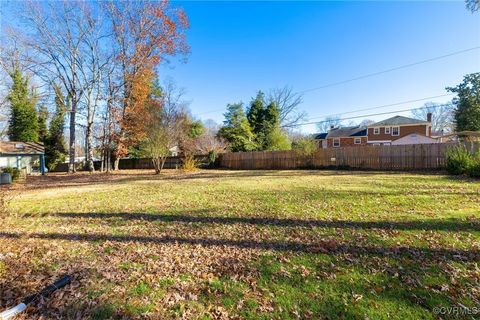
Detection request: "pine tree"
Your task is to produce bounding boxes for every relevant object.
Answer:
[447,72,480,132]
[218,103,257,152]
[247,91,266,134]
[7,68,39,142]
[247,91,266,149]
[45,85,67,170]
[37,105,49,143]
[262,102,291,150]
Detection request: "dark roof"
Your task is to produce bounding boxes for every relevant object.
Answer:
[0,142,44,155]
[313,132,328,140]
[369,116,429,127]
[326,126,367,138]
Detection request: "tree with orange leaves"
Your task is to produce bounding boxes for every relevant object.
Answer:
[105,0,189,170]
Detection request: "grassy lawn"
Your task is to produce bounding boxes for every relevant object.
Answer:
[1,170,479,319]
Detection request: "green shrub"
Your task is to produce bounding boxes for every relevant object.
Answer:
[445,145,473,175]
[445,146,480,178]
[46,150,66,171]
[207,150,218,168]
[292,137,317,157]
[2,167,20,181]
[468,152,480,178]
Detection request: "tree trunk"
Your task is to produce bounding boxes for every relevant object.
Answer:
[100,149,104,172]
[113,156,120,171]
[152,157,160,174]
[86,123,95,172]
[106,148,111,172]
[68,97,76,173]
[159,156,167,173]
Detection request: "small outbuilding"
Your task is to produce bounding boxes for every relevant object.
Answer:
[0,141,46,175]
[390,133,438,145]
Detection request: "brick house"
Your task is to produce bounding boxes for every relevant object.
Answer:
[314,113,434,148]
[316,126,367,148]
[366,114,432,146]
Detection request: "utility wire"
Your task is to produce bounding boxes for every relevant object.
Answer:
[305,93,453,121]
[193,46,479,117]
[298,46,480,94]
[283,103,449,128]
[196,108,226,116]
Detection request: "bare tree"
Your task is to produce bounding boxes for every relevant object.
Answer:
[77,9,111,172]
[13,1,96,172]
[268,86,306,127]
[316,116,342,133]
[411,102,454,134]
[143,79,189,174]
[194,128,227,155]
[97,64,120,172]
[359,119,375,127]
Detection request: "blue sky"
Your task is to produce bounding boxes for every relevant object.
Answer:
[159,1,480,133]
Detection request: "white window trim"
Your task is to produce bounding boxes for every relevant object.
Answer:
[392,126,400,136]
[333,138,340,147]
[354,138,362,145]
[385,127,391,134]
[373,127,380,135]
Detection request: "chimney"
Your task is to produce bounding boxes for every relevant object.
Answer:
[427,112,432,122]
[330,125,335,130]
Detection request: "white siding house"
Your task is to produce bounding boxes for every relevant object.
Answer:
[0,142,46,174]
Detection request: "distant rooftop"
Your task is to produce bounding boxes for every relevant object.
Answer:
[0,141,44,155]
[313,132,327,140]
[326,126,367,138]
[369,116,430,127]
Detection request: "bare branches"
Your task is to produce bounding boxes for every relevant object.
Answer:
[268,86,306,127]
[411,102,455,134]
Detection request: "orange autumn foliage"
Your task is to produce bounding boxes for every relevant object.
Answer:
[107,0,189,162]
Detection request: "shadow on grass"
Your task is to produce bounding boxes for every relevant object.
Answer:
[42,212,480,232]
[26,169,451,191]
[0,231,478,262]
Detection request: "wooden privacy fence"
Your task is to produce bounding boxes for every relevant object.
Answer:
[51,155,209,172]
[218,142,479,171]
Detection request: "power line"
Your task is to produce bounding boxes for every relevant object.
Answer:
[298,46,480,94]
[196,108,226,116]
[305,93,453,121]
[193,46,479,117]
[284,103,449,128]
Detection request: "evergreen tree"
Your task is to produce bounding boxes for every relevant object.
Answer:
[247,91,266,134]
[264,126,291,151]
[244,92,291,151]
[263,102,280,131]
[247,91,266,149]
[45,85,67,170]
[262,102,291,150]
[37,105,49,143]
[7,68,39,142]
[447,72,480,132]
[218,103,257,152]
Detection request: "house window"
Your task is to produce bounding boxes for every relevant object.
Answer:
[373,128,380,135]
[354,138,362,145]
[385,127,391,134]
[392,126,400,136]
[333,138,340,147]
